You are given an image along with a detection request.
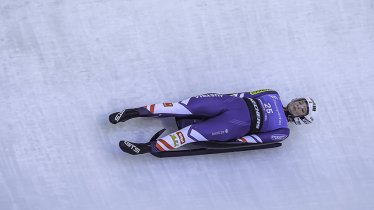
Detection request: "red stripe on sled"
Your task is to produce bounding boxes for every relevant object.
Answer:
[159,139,174,150]
[240,137,248,143]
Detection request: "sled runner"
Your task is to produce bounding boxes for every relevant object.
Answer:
[118,129,282,158]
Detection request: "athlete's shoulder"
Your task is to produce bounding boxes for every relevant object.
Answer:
[248,89,278,96]
[243,89,279,99]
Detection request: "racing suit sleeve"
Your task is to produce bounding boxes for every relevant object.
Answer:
[236,128,290,143]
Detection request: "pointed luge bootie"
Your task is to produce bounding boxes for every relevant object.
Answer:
[109,109,140,124]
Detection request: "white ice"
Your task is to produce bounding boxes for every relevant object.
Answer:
[1,0,373,209]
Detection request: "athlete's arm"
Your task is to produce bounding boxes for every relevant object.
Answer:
[237,128,290,143]
[228,89,278,99]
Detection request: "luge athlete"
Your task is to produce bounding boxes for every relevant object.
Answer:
[109,89,317,155]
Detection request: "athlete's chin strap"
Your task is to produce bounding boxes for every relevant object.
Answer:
[283,108,295,123]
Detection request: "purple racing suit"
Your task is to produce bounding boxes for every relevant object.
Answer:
[133,89,290,152]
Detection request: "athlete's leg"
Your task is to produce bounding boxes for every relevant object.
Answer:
[151,98,251,152]
[110,93,239,124]
[140,93,239,117]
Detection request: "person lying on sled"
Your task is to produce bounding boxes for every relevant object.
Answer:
[109,89,317,154]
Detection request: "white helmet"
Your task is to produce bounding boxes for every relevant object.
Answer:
[289,97,317,125]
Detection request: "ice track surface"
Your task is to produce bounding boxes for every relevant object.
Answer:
[1,0,374,209]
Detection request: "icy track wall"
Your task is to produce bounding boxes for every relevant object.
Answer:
[1,0,374,210]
